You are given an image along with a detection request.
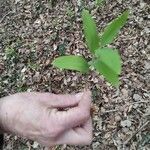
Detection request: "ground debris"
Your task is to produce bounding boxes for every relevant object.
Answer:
[0,0,149,150]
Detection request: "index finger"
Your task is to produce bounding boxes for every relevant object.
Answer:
[55,90,92,129]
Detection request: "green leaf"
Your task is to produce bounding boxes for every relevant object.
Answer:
[94,48,122,87]
[82,9,100,54]
[52,55,89,73]
[100,10,129,47]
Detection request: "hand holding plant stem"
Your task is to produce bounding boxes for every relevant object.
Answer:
[0,91,92,146]
[52,9,129,87]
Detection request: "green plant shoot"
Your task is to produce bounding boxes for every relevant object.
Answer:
[82,9,100,54]
[101,10,129,47]
[95,0,104,6]
[94,48,122,87]
[52,9,129,87]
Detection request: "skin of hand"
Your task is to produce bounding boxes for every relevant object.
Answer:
[0,91,92,147]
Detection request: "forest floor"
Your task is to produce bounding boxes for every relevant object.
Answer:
[0,0,150,150]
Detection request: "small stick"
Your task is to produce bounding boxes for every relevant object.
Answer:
[0,11,14,24]
[131,101,149,104]
[124,121,150,145]
[102,109,118,114]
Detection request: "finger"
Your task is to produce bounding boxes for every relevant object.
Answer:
[24,92,83,108]
[56,119,93,145]
[56,91,92,129]
[41,93,82,108]
[82,117,93,135]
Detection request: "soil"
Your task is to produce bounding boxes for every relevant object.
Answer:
[0,0,149,150]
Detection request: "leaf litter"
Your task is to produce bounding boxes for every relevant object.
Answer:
[0,0,149,150]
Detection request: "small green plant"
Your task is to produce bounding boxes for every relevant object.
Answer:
[95,0,104,7]
[4,46,19,61]
[5,47,16,58]
[52,9,129,87]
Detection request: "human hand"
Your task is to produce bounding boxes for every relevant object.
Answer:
[0,91,92,146]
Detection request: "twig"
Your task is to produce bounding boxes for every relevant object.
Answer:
[102,109,118,114]
[124,121,150,145]
[131,100,149,104]
[0,11,14,24]
[44,146,57,150]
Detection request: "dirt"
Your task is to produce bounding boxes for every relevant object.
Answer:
[0,0,150,150]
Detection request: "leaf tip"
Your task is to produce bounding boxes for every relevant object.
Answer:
[122,9,130,19]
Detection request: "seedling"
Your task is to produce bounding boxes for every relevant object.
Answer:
[95,0,104,7]
[52,9,129,87]
[5,46,17,59]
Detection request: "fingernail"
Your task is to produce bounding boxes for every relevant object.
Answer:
[75,92,84,100]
